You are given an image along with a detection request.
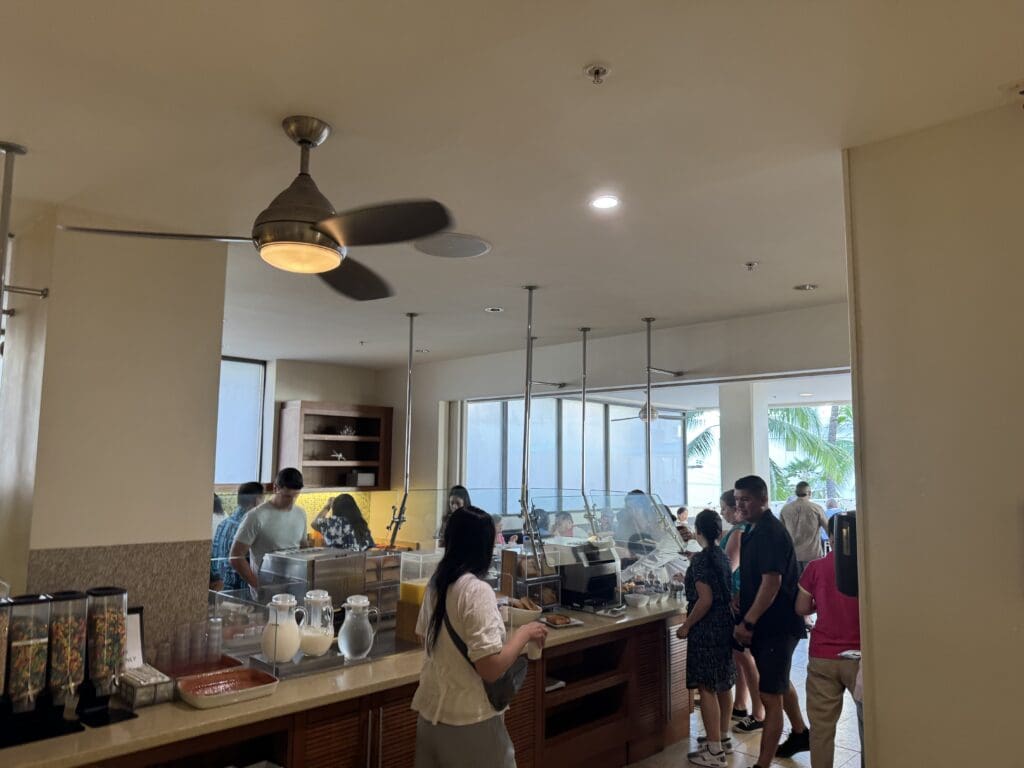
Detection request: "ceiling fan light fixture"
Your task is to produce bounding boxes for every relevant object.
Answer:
[259,241,343,274]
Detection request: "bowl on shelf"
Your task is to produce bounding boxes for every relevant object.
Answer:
[624,593,650,608]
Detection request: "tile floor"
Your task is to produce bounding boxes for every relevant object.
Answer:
[630,640,863,768]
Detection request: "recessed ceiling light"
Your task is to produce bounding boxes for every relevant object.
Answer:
[484,306,504,313]
[793,283,818,291]
[415,348,430,354]
[590,195,619,210]
[799,392,814,397]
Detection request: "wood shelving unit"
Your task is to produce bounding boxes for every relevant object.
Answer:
[279,401,393,490]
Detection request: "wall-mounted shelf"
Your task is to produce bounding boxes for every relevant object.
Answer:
[279,401,393,490]
[302,434,381,443]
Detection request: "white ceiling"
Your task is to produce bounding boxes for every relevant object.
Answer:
[3,2,1022,366]
[584,372,853,411]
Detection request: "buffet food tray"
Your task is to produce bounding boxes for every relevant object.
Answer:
[177,668,278,709]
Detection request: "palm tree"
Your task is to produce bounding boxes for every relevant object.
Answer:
[768,405,854,500]
[684,409,719,465]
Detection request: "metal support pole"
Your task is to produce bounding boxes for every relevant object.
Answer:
[579,327,598,535]
[0,143,48,312]
[642,318,655,495]
[388,312,417,548]
[520,286,545,572]
[579,327,590,492]
[0,144,26,308]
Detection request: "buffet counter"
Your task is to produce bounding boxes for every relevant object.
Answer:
[4,603,688,768]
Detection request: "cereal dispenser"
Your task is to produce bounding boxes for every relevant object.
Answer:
[85,586,128,696]
[47,591,88,707]
[6,594,52,713]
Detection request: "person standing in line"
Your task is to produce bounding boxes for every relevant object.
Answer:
[795,514,862,768]
[551,511,575,537]
[229,467,308,589]
[212,481,265,590]
[780,481,829,574]
[718,490,767,731]
[211,494,226,540]
[312,493,376,550]
[676,509,737,767]
[412,506,548,768]
[733,475,811,767]
[438,484,472,541]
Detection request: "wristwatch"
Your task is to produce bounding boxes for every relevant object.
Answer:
[743,620,756,631]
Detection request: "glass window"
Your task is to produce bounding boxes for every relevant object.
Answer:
[608,404,686,505]
[608,405,646,494]
[560,399,606,493]
[506,398,559,510]
[650,416,684,506]
[465,400,504,492]
[685,409,722,510]
[768,404,856,509]
[214,359,265,484]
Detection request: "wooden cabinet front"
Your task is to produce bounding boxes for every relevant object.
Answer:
[78,618,683,768]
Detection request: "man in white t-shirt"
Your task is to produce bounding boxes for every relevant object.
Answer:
[780,482,829,574]
[229,467,308,588]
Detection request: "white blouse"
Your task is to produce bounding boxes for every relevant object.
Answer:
[411,573,506,725]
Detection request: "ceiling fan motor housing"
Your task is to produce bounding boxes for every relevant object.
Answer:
[251,172,345,255]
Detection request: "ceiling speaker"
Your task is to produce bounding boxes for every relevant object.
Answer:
[414,232,491,259]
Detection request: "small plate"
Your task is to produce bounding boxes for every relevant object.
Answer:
[177,667,278,709]
[539,615,584,629]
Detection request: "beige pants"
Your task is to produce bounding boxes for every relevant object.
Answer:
[806,656,859,768]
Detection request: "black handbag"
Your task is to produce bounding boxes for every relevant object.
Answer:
[444,613,527,711]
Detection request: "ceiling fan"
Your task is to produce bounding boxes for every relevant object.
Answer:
[60,115,461,301]
[610,318,684,423]
[610,402,683,423]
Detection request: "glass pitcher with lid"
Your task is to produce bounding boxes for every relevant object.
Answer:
[337,595,379,660]
[298,589,334,657]
[261,593,302,663]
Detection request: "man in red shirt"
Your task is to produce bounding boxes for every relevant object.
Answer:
[795,514,861,768]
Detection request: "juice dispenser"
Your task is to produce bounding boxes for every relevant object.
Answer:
[396,550,442,643]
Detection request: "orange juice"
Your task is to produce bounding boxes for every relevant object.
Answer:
[400,578,430,606]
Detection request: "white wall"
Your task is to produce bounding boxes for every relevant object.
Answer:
[718,381,771,487]
[377,302,851,542]
[28,230,227,548]
[846,104,1024,765]
[0,209,56,591]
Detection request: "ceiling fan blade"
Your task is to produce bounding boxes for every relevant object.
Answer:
[314,199,451,247]
[58,225,252,244]
[317,257,394,301]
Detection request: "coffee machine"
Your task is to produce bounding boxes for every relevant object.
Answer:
[554,539,622,611]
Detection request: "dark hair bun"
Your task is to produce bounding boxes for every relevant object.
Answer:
[695,508,723,543]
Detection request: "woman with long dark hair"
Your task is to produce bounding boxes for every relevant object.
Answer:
[412,506,547,768]
[311,494,375,550]
[676,509,736,767]
[437,484,472,541]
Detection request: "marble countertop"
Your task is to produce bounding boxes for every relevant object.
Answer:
[3,602,684,768]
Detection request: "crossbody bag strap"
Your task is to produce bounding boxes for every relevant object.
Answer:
[443,612,475,668]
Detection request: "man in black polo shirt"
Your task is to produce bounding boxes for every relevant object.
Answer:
[733,475,810,767]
